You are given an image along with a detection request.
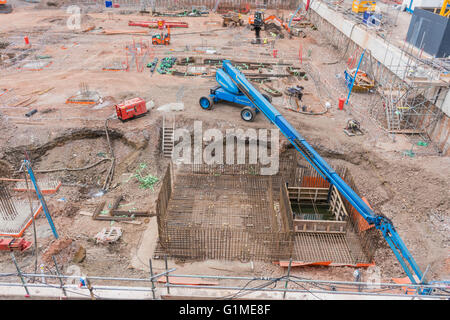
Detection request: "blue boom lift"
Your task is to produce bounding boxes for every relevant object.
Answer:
[200,60,430,293]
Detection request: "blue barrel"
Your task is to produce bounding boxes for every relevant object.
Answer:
[105,1,112,7]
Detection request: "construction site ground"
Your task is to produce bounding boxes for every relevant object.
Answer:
[0,4,448,291]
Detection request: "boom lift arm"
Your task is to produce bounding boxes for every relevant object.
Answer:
[219,60,427,290]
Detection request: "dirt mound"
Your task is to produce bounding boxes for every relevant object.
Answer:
[48,201,80,217]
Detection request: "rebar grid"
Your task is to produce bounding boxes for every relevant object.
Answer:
[307,3,448,154]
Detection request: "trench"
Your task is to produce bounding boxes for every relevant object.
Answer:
[1,128,144,170]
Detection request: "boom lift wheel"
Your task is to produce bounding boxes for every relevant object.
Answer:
[241,107,256,122]
[199,96,214,110]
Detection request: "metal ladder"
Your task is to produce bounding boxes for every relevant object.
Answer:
[162,115,175,158]
[385,91,401,132]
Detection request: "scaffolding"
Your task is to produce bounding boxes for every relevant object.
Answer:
[367,32,449,154]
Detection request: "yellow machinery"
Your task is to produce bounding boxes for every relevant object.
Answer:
[440,0,450,17]
[352,0,376,13]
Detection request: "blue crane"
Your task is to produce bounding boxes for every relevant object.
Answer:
[199,60,428,293]
[22,159,59,239]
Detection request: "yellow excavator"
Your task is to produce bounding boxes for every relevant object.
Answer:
[0,0,13,14]
[440,0,450,17]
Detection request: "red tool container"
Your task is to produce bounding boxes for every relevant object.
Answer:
[115,97,148,121]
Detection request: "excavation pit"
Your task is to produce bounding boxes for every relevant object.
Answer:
[0,186,42,237]
[154,160,379,266]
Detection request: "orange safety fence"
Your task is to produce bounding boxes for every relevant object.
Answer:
[392,276,421,295]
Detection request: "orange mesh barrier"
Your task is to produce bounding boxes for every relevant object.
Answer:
[275,261,375,268]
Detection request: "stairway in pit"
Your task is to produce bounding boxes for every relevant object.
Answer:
[162,115,175,158]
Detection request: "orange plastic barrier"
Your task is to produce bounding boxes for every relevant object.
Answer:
[349,196,375,232]
[0,205,43,238]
